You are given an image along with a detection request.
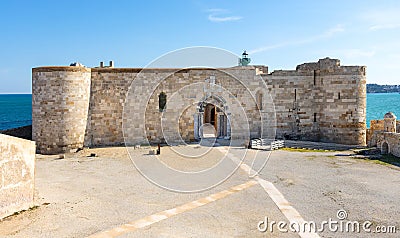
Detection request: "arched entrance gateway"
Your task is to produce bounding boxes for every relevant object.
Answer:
[194,96,230,140]
[204,104,216,126]
[381,141,389,155]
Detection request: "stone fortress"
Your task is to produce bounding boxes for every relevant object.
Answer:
[367,112,400,157]
[32,54,367,154]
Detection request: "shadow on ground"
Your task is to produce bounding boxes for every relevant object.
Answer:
[354,148,400,167]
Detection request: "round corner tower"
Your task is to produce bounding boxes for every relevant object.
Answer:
[32,66,91,154]
[355,65,367,146]
[384,111,396,133]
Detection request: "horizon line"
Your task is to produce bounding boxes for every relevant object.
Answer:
[0,92,32,95]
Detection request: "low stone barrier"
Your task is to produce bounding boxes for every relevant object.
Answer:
[0,134,35,219]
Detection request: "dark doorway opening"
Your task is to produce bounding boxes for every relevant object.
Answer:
[381,141,389,155]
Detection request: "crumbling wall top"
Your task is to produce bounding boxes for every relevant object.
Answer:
[296,57,340,71]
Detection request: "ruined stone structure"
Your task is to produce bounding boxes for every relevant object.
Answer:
[368,112,400,157]
[32,57,367,154]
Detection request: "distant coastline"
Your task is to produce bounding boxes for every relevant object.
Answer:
[367,84,400,93]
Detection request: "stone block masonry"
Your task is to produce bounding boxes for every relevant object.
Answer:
[264,59,366,145]
[0,134,35,219]
[32,67,91,154]
[374,132,400,157]
[367,112,400,157]
[32,57,367,154]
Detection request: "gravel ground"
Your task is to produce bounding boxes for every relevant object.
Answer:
[0,145,398,237]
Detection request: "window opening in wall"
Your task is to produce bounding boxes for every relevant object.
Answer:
[159,92,167,112]
[313,70,316,85]
[314,113,317,122]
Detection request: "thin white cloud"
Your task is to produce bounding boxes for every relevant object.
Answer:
[248,42,291,54]
[248,24,345,54]
[370,23,400,31]
[342,49,375,59]
[322,24,345,37]
[208,15,242,22]
[207,8,242,22]
[362,8,400,31]
[207,8,226,13]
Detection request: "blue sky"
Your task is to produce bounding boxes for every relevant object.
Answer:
[1,0,400,93]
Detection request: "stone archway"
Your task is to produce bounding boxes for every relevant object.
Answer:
[381,141,389,155]
[203,104,217,138]
[194,96,230,140]
[204,104,216,126]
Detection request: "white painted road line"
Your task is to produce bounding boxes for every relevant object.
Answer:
[217,147,321,238]
[87,180,258,238]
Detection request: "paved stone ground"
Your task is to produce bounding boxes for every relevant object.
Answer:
[0,145,399,237]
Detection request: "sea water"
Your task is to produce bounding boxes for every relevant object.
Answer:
[366,93,400,127]
[0,93,399,130]
[0,94,32,130]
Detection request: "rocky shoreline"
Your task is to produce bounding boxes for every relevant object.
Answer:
[0,125,32,140]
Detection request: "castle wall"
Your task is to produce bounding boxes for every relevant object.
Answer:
[32,58,367,154]
[0,134,35,219]
[262,60,366,145]
[263,71,317,141]
[84,69,141,147]
[86,67,265,146]
[368,120,385,146]
[140,68,265,144]
[372,132,400,157]
[316,67,366,145]
[367,114,400,157]
[32,67,91,154]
